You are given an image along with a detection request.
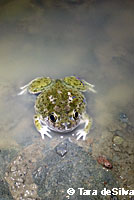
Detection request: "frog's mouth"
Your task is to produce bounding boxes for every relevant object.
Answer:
[42,117,80,133]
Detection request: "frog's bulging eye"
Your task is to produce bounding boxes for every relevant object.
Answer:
[73,111,79,120]
[50,114,56,122]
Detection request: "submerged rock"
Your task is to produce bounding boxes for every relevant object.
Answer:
[0,148,18,200]
[110,195,118,200]
[0,176,13,200]
[55,140,68,157]
[119,113,128,123]
[33,139,117,200]
[113,135,124,145]
[5,143,43,200]
[4,139,118,200]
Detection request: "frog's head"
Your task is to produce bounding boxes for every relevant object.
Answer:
[46,108,84,132]
[36,81,86,132]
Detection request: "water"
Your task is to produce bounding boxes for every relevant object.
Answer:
[0,0,134,197]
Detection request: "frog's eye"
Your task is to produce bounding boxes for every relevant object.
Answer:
[50,114,57,122]
[73,111,79,120]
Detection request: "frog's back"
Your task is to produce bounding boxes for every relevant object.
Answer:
[35,79,86,119]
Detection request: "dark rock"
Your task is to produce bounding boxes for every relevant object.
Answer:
[0,176,13,200]
[0,149,18,199]
[33,139,118,200]
[0,149,18,175]
[55,140,68,157]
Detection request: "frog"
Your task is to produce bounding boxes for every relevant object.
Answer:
[18,76,96,140]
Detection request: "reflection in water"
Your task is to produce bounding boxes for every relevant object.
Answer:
[0,0,134,147]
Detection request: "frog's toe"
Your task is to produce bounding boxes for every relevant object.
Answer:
[45,131,52,139]
[18,87,28,95]
[20,83,29,90]
[40,127,52,139]
[83,81,97,93]
[76,130,87,140]
[18,83,30,95]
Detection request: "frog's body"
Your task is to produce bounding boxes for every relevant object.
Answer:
[19,76,96,140]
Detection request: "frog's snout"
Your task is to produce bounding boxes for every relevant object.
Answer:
[61,122,71,130]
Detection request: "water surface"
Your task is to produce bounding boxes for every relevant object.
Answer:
[0,1,134,194]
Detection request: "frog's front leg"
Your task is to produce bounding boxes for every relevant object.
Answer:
[82,80,96,93]
[18,77,52,95]
[34,114,52,139]
[63,76,96,93]
[76,113,92,140]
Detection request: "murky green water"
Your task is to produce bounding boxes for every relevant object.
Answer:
[0,0,134,199]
